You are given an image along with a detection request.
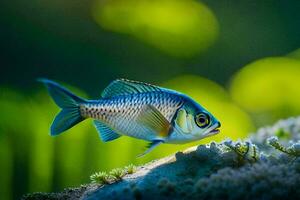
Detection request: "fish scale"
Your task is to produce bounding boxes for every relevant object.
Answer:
[80,92,183,140]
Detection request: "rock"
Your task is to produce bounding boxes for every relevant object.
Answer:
[23,117,300,200]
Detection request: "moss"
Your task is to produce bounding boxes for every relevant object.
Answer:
[90,164,136,185]
[223,140,259,166]
[267,136,300,158]
[125,164,136,174]
[109,168,125,180]
[90,172,111,184]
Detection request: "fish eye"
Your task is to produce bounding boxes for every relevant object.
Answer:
[195,113,210,128]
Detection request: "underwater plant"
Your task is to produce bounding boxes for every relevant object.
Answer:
[90,164,137,186]
[109,168,126,180]
[267,136,300,158]
[223,140,258,166]
[125,164,137,174]
[90,172,111,185]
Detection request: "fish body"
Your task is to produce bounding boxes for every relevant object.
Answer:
[40,78,221,155]
[80,91,182,142]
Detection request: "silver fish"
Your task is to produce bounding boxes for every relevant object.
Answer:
[40,78,221,155]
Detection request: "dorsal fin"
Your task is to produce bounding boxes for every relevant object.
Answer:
[101,79,162,98]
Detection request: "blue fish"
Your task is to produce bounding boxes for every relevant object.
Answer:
[40,78,221,155]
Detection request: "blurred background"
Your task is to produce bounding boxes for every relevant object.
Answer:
[1,0,300,199]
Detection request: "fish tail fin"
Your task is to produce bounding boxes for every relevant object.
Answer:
[38,78,86,136]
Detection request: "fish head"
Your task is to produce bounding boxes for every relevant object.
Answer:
[171,96,221,142]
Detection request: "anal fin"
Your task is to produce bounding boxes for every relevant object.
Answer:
[93,120,121,142]
[137,140,164,157]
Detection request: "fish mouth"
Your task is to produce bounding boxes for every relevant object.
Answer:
[209,128,220,134]
[204,122,221,137]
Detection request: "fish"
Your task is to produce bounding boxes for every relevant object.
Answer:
[39,78,221,156]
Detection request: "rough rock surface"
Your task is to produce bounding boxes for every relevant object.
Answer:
[23,117,300,200]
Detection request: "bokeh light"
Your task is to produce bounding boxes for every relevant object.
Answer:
[230,57,300,121]
[92,0,219,58]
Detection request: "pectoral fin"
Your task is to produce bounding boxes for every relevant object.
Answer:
[137,140,164,157]
[137,105,171,138]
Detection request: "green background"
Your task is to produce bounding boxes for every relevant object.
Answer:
[1,0,300,199]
